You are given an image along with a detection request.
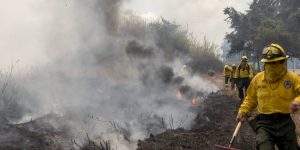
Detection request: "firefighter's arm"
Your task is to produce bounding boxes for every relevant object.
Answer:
[238,78,258,117]
[291,75,300,112]
[230,68,233,78]
[234,70,238,79]
[249,65,254,78]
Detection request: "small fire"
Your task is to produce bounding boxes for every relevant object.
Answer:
[176,89,199,106]
[176,89,183,100]
[192,98,197,105]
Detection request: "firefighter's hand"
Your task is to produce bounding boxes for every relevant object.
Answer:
[236,114,246,122]
[290,101,300,113]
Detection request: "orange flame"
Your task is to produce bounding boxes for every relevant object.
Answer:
[192,98,197,105]
[176,89,183,100]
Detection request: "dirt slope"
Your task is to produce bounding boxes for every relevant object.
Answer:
[137,91,256,150]
[137,73,300,150]
[0,73,298,149]
[0,114,69,150]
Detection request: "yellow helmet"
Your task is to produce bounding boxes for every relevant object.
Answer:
[261,43,289,63]
[232,64,236,67]
[224,65,229,69]
[241,56,248,62]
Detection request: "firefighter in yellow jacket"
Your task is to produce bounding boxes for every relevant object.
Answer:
[237,56,253,101]
[230,64,238,90]
[223,65,232,88]
[237,43,300,150]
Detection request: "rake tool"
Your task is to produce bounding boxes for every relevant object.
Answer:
[214,121,242,150]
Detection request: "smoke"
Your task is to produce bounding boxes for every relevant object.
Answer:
[126,40,154,58]
[0,0,219,149]
[124,0,252,44]
[99,0,122,33]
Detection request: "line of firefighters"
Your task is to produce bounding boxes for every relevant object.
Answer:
[223,43,300,150]
[224,55,253,102]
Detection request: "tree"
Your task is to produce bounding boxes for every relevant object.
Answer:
[224,0,300,61]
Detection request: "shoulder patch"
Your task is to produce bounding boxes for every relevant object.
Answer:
[284,80,292,89]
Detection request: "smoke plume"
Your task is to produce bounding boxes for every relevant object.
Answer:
[0,0,219,149]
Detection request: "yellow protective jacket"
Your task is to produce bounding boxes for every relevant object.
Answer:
[238,71,300,115]
[237,64,253,78]
[223,68,232,77]
[231,69,238,79]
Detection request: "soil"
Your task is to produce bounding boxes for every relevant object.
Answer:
[137,90,256,150]
[137,73,300,150]
[0,74,299,150]
[0,114,70,150]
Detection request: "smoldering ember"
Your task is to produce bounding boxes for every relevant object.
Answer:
[0,0,299,150]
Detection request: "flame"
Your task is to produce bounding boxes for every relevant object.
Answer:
[176,89,183,100]
[192,98,197,105]
[176,89,198,106]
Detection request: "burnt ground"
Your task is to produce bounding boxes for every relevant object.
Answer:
[137,73,300,150]
[0,75,299,149]
[0,89,257,150]
[0,90,257,150]
[137,90,256,150]
[0,113,70,150]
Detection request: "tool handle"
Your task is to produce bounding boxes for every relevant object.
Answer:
[229,121,242,147]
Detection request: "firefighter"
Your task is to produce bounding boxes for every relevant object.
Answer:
[237,56,253,101]
[237,43,300,150]
[223,65,232,88]
[230,64,238,90]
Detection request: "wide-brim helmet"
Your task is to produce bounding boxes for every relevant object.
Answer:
[241,56,248,62]
[261,43,289,63]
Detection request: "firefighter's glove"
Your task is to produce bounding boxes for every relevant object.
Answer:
[236,113,246,122]
[290,101,300,113]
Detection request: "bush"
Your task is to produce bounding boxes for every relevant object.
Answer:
[121,15,223,73]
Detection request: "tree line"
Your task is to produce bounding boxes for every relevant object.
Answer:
[224,0,300,68]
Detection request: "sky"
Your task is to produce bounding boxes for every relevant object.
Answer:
[124,0,252,44]
[0,0,252,68]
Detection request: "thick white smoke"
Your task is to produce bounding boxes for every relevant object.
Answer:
[0,0,219,149]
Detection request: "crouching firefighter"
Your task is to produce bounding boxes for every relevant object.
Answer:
[237,43,300,150]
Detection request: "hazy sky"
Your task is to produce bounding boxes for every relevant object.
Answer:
[124,0,252,44]
[0,0,252,68]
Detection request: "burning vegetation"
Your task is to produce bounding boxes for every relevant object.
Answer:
[0,0,223,149]
[126,41,154,59]
[137,91,257,150]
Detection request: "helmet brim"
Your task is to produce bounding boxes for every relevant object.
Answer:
[261,55,289,63]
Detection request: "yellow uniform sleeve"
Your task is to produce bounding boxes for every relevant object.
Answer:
[294,94,300,103]
[249,65,254,78]
[293,74,300,103]
[229,69,232,77]
[234,70,238,78]
[238,77,258,115]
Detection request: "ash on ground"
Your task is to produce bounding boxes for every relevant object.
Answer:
[0,91,256,150]
[137,91,256,150]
